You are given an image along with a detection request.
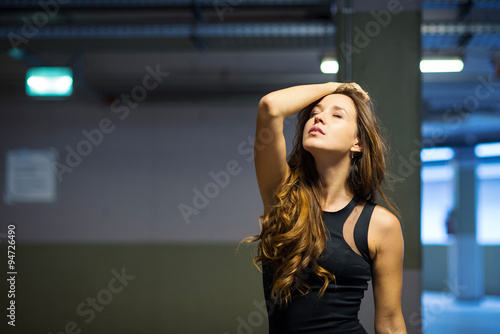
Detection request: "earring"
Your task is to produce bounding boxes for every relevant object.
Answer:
[351,152,354,159]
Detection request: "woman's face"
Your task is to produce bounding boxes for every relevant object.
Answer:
[302,94,361,158]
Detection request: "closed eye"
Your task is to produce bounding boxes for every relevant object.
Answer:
[333,114,342,118]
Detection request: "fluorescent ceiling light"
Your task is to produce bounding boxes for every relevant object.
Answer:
[26,67,73,97]
[420,59,464,73]
[475,142,500,158]
[421,147,455,162]
[321,59,339,74]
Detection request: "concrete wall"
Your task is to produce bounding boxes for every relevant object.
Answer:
[0,96,279,243]
[336,6,423,333]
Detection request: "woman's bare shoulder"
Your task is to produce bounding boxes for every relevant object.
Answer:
[370,204,401,232]
[368,204,403,256]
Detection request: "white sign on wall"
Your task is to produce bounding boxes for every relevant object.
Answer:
[4,149,58,204]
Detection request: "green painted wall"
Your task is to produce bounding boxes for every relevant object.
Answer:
[422,244,500,295]
[484,246,500,295]
[1,243,267,334]
[422,245,448,291]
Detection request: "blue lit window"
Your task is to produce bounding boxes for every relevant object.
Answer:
[476,163,500,245]
[421,164,455,244]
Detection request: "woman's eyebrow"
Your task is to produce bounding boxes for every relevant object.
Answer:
[332,105,348,115]
[313,104,348,116]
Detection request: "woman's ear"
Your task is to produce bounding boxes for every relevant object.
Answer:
[351,137,362,153]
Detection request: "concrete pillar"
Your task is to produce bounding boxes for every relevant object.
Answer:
[449,147,484,301]
[336,1,422,333]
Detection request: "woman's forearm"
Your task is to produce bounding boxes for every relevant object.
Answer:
[258,82,340,119]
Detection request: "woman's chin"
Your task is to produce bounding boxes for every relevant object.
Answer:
[303,144,327,155]
[303,144,345,159]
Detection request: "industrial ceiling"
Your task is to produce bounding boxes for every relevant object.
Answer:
[0,0,499,145]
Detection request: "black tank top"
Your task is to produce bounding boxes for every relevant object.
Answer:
[262,196,375,334]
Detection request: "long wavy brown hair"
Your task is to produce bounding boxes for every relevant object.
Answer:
[241,84,399,305]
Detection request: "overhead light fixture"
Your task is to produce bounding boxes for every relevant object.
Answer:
[26,67,73,97]
[475,142,500,158]
[421,147,455,162]
[420,58,464,73]
[320,58,339,74]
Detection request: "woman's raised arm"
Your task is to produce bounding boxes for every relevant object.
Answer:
[254,82,344,213]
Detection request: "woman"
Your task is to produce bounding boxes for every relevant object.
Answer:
[243,82,406,333]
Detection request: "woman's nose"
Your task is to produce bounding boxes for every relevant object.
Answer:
[314,114,324,124]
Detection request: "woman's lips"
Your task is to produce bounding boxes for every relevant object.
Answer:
[309,126,325,135]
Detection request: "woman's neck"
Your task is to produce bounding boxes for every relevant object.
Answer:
[314,154,353,211]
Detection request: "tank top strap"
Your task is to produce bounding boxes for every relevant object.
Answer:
[328,196,358,220]
[353,201,376,267]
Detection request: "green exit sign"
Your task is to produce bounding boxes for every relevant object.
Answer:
[26,67,73,97]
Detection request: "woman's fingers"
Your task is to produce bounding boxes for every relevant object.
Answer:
[346,82,370,101]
